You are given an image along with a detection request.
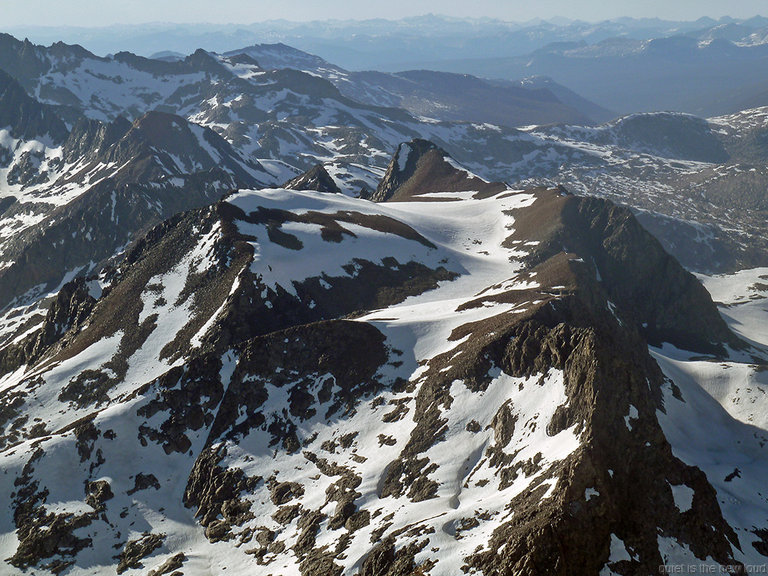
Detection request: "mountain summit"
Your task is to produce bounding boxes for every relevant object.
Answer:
[284,164,342,194]
[371,139,506,202]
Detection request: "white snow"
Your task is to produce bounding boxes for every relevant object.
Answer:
[599,534,633,576]
[0,184,589,575]
[624,404,638,430]
[607,533,632,562]
[652,268,768,566]
[670,483,694,513]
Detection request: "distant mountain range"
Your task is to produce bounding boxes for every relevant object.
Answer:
[8,15,768,69]
[427,36,768,117]
[8,16,768,118]
[224,43,614,125]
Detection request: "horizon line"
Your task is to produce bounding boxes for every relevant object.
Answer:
[3,13,766,31]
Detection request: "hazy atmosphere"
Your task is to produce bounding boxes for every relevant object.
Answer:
[1,0,765,26]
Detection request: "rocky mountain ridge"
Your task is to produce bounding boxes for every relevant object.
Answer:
[224,43,605,126]
[0,69,276,363]
[0,144,766,575]
[4,33,768,277]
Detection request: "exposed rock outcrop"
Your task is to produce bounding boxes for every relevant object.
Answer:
[284,164,342,194]
[0,277,97,376]
[371,139,506,202]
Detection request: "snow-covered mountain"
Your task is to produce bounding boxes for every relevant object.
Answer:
[1,31,768,575]
[3,33,768,285]
[224,43,608,126]
[0,66,273,345]
[1,144,765,575]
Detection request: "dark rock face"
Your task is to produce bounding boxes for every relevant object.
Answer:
[208,320,390,444]
[147,552,186,576]
[284,164,342,193]
[0,277,96,376]
[85,479,113,511]
[116,533,166,574]
[359,538,421,576]
[108,111,265,187]
[609,113,730,163]
[0,68,68,143]
[372,139,438,202]
[0,196,16,216]
[177,319,390,549]
[0,34,52,90]
[127,473,161,495]
[372,139,506,202]
[562,196,738,353]
[459,305,740,575]
[63,116,132,163]
[9,510,94,573]
[9,448,96,573]
[507,188,740,354]
[184,445,261,535]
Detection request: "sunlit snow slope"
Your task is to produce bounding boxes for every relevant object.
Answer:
[652,269,768,568]
[0,171,761,575]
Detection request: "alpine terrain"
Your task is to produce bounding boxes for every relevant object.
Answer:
[0,28,766,576]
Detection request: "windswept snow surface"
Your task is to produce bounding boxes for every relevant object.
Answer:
[654,268,768,566]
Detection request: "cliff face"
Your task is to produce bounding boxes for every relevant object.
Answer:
[371,139,506,202]
[510,189,739,354]
[0,69,68,143]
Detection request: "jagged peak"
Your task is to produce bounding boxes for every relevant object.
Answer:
[283,164,341,194]
[113,48,230,77]
[184,48,229,74]
[112,110,267,187]
[115,110,195,156]
[64,115,132,162]
[112,50,194,75]
[131,110,189,132]
[47,40,99,61]
[372,138,506,202]
[508,187,742,354]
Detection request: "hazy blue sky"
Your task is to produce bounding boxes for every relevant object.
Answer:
[0,0,764,26]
